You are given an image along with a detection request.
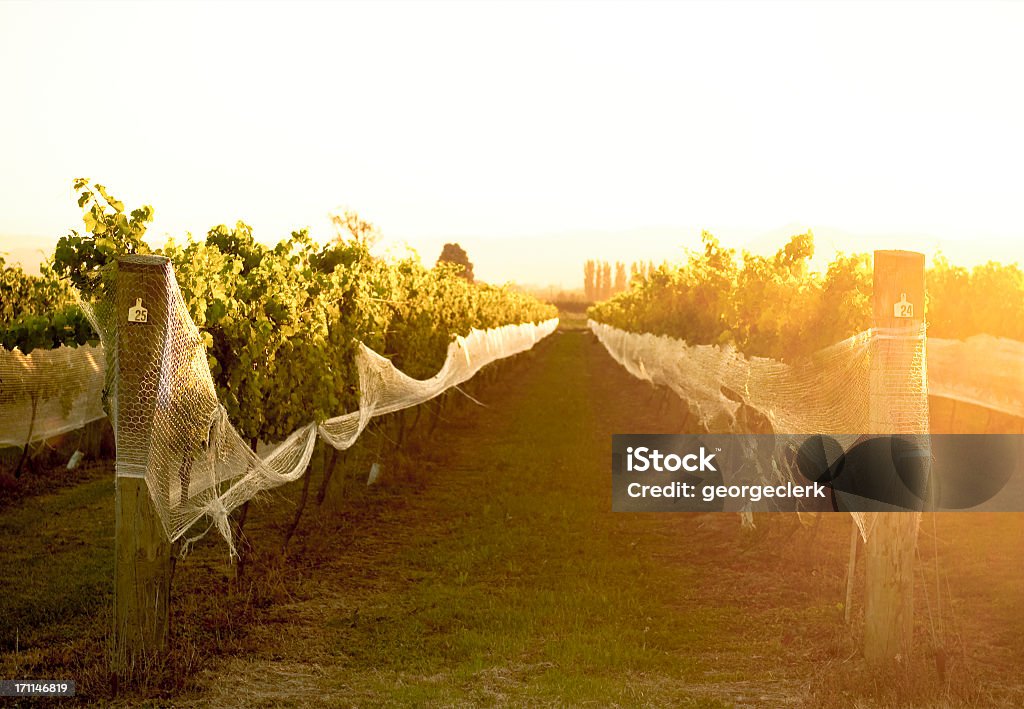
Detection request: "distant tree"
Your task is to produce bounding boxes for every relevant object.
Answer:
[614,262,627,294]
[600,261,612,300]
[437,242,474,282]
[583,260,596,300]
[638,260,652,281]
[630,262,640,284]
[330,209,381,249]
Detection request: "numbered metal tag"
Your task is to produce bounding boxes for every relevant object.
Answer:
[893,293,914,319]
[128,297,149,323]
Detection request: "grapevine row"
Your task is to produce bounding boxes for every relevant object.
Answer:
[588,231,1024,360]
[4,179,556,452]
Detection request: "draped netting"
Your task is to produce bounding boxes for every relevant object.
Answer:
[8,331,1016,449]
[589,320,932,539]
[54,255,557,550]
[184,323,557,549]
[0,344,106,447]
[589,320,928,434]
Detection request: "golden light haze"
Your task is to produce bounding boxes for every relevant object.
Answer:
[1,1,1022,286]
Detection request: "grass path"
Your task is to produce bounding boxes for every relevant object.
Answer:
[186,329,782,707]
[181,331,838,707]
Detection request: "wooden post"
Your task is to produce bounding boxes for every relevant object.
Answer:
[864,250,925,664]
[112,256,173,666]
[82,418,106,459]
[844,522,858,625]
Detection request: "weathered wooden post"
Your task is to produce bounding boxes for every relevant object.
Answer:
[864,250,926,664]
[112,255,173,666]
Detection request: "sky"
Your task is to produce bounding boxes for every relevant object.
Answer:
[1,1,1022,287]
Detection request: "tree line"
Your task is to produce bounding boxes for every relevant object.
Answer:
[583,259,657,301]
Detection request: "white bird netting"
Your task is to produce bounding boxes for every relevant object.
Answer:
[0,344,106,447]
[7,330,1017,449]
[589,319,931,434]
[172,320,557,549]
[589,319,937,539]
[3,285,1022,545]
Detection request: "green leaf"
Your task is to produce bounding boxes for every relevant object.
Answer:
[206,299,227,323]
